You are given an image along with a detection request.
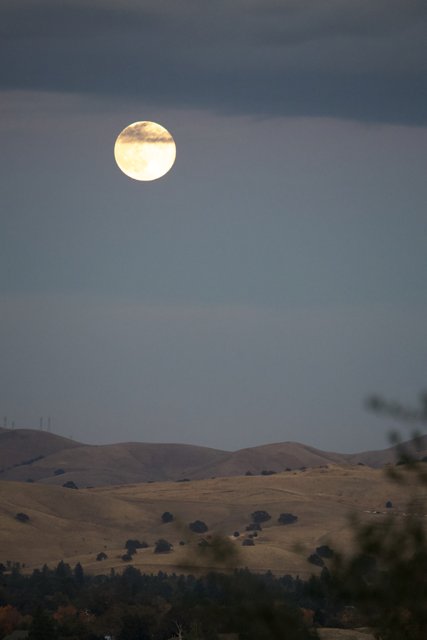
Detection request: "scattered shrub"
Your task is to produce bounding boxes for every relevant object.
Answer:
[161,511,174,523]
[15,512,30,523]
[251,510,271,523]
[154,539,172,553]
[121,552,133,562]
[96,552,108,561]
[261,469,277,476]
[278,513,298,525]
[54,468,65,476]
[125,539,145,554]
[189,520,208,533]
[233,531,240,537]
[385,500,393,509]
[62,480,78,489]
[246,522,262,532]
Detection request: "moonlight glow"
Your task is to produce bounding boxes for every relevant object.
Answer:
[114,121,176,181]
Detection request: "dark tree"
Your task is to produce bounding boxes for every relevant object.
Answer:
[73,562,84,585]
[15,512,30,523]
[96,552,108,561]
[161,511,174,523]
[385,500,393,508]
[189,520,208,533]
[246,522,262,531]
[28,608,57,640]
[278,513,298,525]
[251,510,271,523]
[62,480,78,489]
[125,539,145,554]
[54,468,65,476]
[154,539,172,553]
[118,613,151,640]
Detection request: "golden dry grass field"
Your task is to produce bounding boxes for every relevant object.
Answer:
[0,464,411,578]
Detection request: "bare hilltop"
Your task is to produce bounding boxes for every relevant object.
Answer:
[1,427,425,487]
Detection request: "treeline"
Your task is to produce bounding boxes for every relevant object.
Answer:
[0,562,354,640]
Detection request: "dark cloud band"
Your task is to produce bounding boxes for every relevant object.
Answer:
[1,0,426,125]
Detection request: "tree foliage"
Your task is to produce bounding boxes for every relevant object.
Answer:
[278,513,298,525]
[154,539,172,553]
[251,510,271,523]
[161,511,174,523]
[188,520,208,533]
[331,390,427,639]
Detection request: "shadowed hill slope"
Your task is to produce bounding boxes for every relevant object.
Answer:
[0,428,426,487]
[0,429,81,469]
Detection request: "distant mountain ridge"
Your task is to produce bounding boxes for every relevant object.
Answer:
[0,428,426,488]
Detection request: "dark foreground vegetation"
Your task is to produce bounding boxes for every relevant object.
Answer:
[0,562,342,640]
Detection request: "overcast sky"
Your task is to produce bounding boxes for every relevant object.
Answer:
[1,0,426,452]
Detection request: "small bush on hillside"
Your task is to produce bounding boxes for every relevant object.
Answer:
[125,539,147,553]
[62,480,78,489]
[161,511,174,523]
[121,552,133,562]
[278,513,298,525]
[189,520,208,533]
[15,512,30,523]
[251,510,271,523]
[261,469,277,476]
[54,468,65,476]
[385,500,393,508]
[233,531,240,537]
[96,552,108,561]
[154,539,172,553]
[246,522,262,532]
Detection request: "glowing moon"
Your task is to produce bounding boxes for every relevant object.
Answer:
[114,121,176,181]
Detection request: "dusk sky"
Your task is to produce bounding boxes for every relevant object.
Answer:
[1,0,426,452]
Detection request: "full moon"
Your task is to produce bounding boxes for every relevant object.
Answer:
[114,121,176,181]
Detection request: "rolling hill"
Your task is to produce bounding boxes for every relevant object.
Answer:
[0,464,410,577]
[1,428,426,487]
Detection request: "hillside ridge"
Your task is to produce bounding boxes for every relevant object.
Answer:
[1,428,426,488]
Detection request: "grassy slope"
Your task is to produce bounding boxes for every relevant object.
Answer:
[0,465,409,577]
